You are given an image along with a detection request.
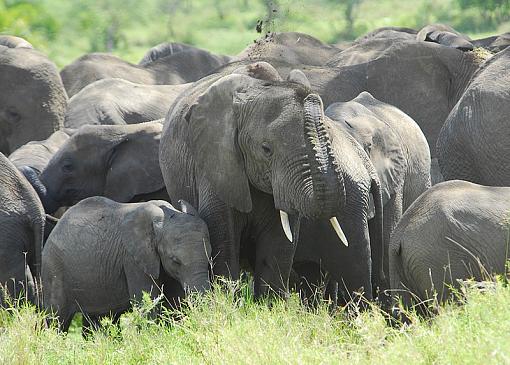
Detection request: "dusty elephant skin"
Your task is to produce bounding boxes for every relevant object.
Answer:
[437,47,510,185]
[39,121,166,213]
[294,91,431,304]
[0,45,67,155]
[389,180,510,309]
[65,78,190,128]
[160,64,385,299]
[0,153,45,305]
[42,197,211,332]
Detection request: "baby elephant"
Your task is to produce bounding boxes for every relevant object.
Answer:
[42,197,211,332]
[389,180,510,309]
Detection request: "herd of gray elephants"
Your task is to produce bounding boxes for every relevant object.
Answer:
[1,23,510,332]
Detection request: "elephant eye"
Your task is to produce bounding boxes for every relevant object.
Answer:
[62,163,73,173]
[261,142,273,157]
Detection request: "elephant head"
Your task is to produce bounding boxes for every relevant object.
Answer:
[123,199,211,294]
[178,71,350,244]
[39,121,164,212]
[0,46,67,154]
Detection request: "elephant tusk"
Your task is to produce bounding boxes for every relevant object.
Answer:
[280,210,293,242]
[330,217,348,247]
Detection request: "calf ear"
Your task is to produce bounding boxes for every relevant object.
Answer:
[104,125,164,202]
[122,204,164,279]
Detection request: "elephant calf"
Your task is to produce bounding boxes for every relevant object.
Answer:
[42,197,211,332]
[389,180,510,308]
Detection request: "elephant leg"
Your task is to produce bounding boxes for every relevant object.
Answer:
[198,184,245,281]
[253,226,296,298]
[124,255,162,318]
[82,312,121,338]
[292,261,326,306]
[328,218,372,305]
[0,256,31,305]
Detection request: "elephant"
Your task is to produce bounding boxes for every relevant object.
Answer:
[38,121,166,213]
[292,91,431,303]
[236,31,342,66]
[160,66,385,299]
[9,130,73,174]
[221,37,482,186]
[0,43,68,154]
[0,35,33,49]
[139,42,227,66]
[351,26,417,45]
[437,47,510,185]
[473,32,510,53]
[61,47,232,97]
[42,197,211,332]
[389,180,510,308]
[65,78,190,128]
[416,24,474,51]
[0,153,45,305]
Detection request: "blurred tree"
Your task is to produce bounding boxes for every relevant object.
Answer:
[0,0,58,45]
[456,0,510,26]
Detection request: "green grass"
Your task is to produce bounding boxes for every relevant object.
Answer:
[0,279,509,364]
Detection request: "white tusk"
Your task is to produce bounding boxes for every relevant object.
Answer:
[280,210,293,242]
[330,217,348,247]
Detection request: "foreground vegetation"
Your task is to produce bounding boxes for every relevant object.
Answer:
[1,0,509,67]
[0,279,509,364]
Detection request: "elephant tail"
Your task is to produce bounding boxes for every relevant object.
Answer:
[370,177,385,295]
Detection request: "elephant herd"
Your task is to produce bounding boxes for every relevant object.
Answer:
[1,24,510,332]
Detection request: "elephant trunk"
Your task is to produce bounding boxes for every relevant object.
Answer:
[19,166,60,214]
[182,271,211,295]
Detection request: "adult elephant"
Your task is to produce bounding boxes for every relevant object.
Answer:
[222,38,482,186]
[389,180,510,308]
[416,24,473,51]
[0,35,33,49]
[39,121,166,213]
[437,47,510,185]
[0,153,45,305]
[237,31,342,66]
[160,68,384,299]
[61,47,232,97]
[65,78,189,128]
[293,91,430,303]
[139,42,218,65]
[42,197,211,332]
[0,44,68,154]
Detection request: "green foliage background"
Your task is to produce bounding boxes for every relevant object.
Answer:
[1,0,509,67]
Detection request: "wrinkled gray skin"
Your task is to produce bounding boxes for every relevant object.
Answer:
[416,24,474,51]
[437,47,510,185]
[0,35,33,49]
[389,180,510,308]
[294,91,431,303]
[61,47,232,97]
[0,45,67,154]
[473,32,510,53]
[0,153,45,305]
[160,65,385,299]
[65,78,190,128]
[39,121,165,213]
[237,31,342,66]
[42,197,211,332]
[139,42,229,66]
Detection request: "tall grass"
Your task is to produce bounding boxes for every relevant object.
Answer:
[0,279,509,364]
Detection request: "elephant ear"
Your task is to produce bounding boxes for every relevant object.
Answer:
[104,124,164,202]
[122,203,164,279]
[326,94,406,205]
[186,74,261,213]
